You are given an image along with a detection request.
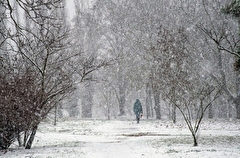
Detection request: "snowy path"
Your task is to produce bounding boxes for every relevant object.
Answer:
[1,119,240,158]
[82,121,162,158]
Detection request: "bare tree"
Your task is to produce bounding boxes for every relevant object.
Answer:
[165,84,221,146]
[150,23,223,145]
[0,0,111,149]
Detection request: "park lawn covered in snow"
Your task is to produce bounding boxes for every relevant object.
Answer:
[1,119,240,158]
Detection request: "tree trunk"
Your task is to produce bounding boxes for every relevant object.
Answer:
[54,104,57,125]
[170,87,177,123]
[23,130,30,147]
[145,82,152,119]
[193,134,198,146]
[236,103,240,119]
[25,126,38,149]
[17,132,22,147]
[227,101,233,119]
[235,96,240,119]
[118,68,127,116]
[208,103,214,119]
[107,106,111,120]
[82,81,93,118]
[236,71,240,119]
[153,91,161,119]
[172,105,176,124]
[150,101,154,117]
[118,90,126,116]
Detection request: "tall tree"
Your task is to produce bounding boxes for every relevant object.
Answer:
[92,0,128,116]
[222,0,240,119]
[72,0,105,118]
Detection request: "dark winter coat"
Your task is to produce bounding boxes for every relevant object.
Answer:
[133,99,143,117]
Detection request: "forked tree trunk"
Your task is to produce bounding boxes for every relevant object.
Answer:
[25,126,38,149]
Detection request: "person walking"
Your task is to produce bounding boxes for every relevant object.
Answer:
[133,99,143,123]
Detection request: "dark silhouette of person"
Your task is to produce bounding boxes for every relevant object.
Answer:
[133,99,143,123]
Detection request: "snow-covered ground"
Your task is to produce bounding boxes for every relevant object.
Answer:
[1,119,240,158]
